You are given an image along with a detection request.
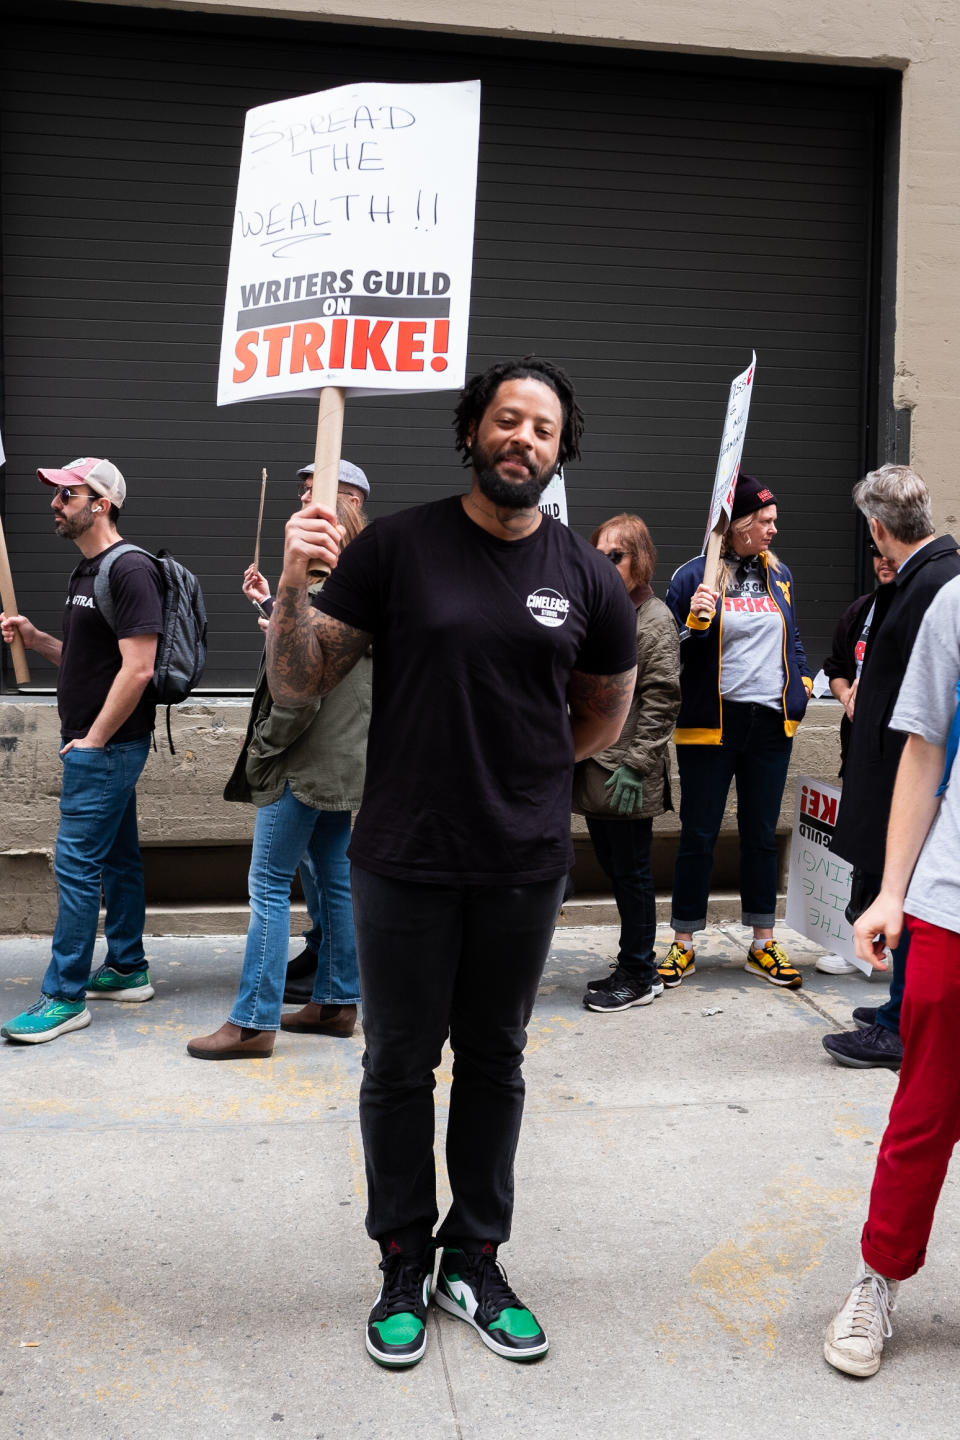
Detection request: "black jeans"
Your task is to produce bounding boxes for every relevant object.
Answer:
[672,701,793,933]
[351,864,566,1254]
[585,814,657,988]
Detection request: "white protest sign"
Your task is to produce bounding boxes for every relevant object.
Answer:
[785,776,872,975]
[218,80,480,405]
[702,351,757,553]
[538,468,568,525]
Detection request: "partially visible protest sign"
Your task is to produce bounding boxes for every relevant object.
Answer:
[701,351,757,554]
[538,468,568,525]
[218,80,481,405]
[785,776,872,976]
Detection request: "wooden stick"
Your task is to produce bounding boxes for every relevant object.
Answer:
[252,466,268,572]
[695,522,727,620]
[0,514,31,685]
[308,386,346,582]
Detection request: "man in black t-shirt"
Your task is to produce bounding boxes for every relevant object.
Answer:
[1,457,162,1046]
[267,358,638,1369]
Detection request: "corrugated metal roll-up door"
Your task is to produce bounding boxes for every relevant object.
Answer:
[0,3,892,690]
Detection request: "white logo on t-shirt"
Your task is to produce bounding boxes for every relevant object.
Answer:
[526,588,570,628]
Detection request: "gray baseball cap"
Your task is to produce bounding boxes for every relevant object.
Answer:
[297,458,370,496]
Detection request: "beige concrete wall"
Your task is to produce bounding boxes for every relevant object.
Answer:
[72,0,960,525]
[0,696,843,933]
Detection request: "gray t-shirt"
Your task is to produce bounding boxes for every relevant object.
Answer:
[891,574,960,931]
[719,554,785,707]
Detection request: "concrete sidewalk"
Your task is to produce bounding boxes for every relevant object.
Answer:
[2,923,957,1440]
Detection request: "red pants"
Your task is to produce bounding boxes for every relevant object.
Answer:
[861,915,960,1281]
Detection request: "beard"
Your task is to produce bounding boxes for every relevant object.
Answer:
[55,503,97,541]
[472,440,556,510]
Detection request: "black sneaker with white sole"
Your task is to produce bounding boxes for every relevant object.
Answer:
[434,1246,548,1360]
[365,1247,434,1368]
[852,1006,878,1031]
[585,964,618,993]
[584,973,664,1011]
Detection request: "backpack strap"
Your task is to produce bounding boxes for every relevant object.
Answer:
[92,543,150,632]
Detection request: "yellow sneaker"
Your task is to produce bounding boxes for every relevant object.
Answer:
[744,940,802,989]
[658,941,696,988]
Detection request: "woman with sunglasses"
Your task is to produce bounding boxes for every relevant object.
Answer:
[186,496,371,1059]
[661,473,812,992]
[573,514,681,1010]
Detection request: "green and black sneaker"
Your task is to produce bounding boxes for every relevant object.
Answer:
[365,1247,434,1368]
[434,1245,548,1361]
[86,965,155,1002]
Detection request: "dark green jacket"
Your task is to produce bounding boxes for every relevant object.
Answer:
[224,651,372,811]
[572,593,681,818]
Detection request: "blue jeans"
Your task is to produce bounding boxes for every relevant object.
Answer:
[44,736,152,1002]
[671,701,793,933]
[585,814,657,988]
[230,785,359,1031]
[298,855,324,954]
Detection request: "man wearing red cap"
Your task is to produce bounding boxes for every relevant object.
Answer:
[0,458,163,1044]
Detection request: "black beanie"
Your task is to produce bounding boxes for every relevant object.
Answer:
[730,473,776,521]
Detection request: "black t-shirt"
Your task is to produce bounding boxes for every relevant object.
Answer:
[59,542,164,741]
[317,494,638,883]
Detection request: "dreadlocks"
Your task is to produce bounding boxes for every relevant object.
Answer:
[453,355,585,468]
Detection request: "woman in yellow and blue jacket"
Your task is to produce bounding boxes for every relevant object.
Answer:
[661,474,812,992]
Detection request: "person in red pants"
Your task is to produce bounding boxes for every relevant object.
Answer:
[824,572,960,1376]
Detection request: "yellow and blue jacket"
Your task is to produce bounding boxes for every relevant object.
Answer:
[665,551,811,745]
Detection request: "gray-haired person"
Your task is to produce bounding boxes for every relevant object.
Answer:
[824,464,960,1068]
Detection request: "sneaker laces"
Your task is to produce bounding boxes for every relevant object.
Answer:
[840,1273,894,1342]
[757,941,792,969]
[376,1251,431,1316]
[26,996,55,1016]
[463,1251,523,1315]
[665,943,688,966]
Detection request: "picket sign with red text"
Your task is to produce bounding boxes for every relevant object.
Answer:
[784,775,872,976]
[217,80,481,405]
[538,469,568,525]
[701,351,757,553]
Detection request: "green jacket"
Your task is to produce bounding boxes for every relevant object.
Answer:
[571,593,681,819]
[224,650,372,811]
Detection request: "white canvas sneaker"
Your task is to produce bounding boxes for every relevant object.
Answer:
[824,1270,898,1376]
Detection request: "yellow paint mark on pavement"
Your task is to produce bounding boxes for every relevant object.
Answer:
[657,1168,860,1360]
[832,1102,879,1143]
[526,1013,578,1054]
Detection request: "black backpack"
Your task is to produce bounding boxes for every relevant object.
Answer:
[93,543,208,750]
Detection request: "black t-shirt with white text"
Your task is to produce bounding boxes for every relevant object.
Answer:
[59,542,164,741]
[317,495,638,883]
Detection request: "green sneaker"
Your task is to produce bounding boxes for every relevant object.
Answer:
[86,965,155,1002]
[434,1246,548,1360]
[365,1248,434,1368]
[1,995,92,1044]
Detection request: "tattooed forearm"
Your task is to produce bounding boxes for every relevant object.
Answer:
[266,580,370,706]
[567,666,638,760]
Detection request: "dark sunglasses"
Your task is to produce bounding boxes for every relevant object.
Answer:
[601,548,626,565]
[54,486,94,503]
[868,542,882,558]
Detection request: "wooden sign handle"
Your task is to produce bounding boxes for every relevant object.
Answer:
[252,466,267,573]
[696,523,726,620]
[307,387,346,582]
[0,514,31,686]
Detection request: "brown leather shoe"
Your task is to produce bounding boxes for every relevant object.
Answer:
[280,1003,357,1038]
[186,1021,275,1060]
